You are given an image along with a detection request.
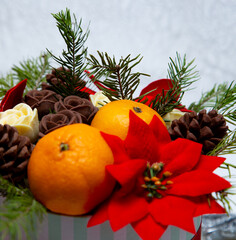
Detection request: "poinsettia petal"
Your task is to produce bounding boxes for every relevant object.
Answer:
[193,155,226,172]
[108,193,148,231]
[193,195,226,216]
[87,200,109,227]
[160,139,202,175]
[131,214,167,240]
[106,159,146,194]
[149,115,171,145]
[150,196,196,234]
[124,111,160,163]
[167,170,231,196]
[101,132,130,164]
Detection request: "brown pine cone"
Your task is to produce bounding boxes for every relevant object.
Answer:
[168,109,228,154]
[24,89,62,119]
[45,67,85,88]
[0,124,34,185]
[54,96,98,124]
[39,110,83,137]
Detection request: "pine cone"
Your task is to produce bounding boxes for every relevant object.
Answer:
[0,124,34,185]
[45,67,86,89]
[168,109,228,154]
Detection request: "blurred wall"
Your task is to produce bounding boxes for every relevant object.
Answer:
[0,0,236,210]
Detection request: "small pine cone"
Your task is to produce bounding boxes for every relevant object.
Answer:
[0,124,34,185]
[46,67,70,87]
[168,109,228,154]
[45,67,86,90]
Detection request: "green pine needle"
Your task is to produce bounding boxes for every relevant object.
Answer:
[47,8,90,98]
[150,52,199,116]
[0,177,46,240]
[12,52,51,92]
[87,51,150,101]
[0,73,15,100]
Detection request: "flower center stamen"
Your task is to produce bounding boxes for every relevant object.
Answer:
[141,162,173,200]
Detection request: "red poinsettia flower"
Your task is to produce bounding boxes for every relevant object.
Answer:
[88,111,231,240]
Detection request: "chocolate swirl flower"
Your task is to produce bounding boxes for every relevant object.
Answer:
[39,110,82,137]
[54,96,98,124]
[24,90,62,119]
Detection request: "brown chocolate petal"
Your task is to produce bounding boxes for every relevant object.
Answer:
[24,89,62,119]
[39,110,82,137]
[54,95,98,123]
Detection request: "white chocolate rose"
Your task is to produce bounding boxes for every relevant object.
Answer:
[0,103,39,142]
[163,109,185,128]
[90,91,111,108]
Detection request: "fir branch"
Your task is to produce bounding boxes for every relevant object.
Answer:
[12,53,51,91]
[188,83,227,112]
[87,51,150,101]
[0,73,15,100]
[47,8,90,98]
[150,52,199,116]
[188,81,236,126]
[208,130,236,176]
[214,188,236,213]
[0,177,46,240]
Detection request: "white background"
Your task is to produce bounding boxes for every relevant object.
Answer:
[0,0,236,212]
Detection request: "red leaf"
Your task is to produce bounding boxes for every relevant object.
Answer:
[101,132,129,164]
[193,195,226,216]
[124,111,161,163]
[131,215,167,240]
[193,155,226,172]
[167,170,231,196]
[150,196,196,234]
[87,201,109,227]
[0,79,27,111]
[108,193,148,231]
[106,159,146,194]
[160,139,202,175]
[149,115,171,145]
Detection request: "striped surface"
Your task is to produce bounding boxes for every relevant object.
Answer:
[36,214,201,240]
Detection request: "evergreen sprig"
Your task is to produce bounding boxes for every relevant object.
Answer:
[47,8,90,98]
[87,51,150,101]
[214,188,236,213]
[0,73,14,100]
[0,177,46,240]
[188,81,236,125]
[12,53,51,92]
[150,52,199,116]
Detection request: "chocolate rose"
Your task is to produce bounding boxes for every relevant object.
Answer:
[39,110,82,137]
[54,96,98,124]
[24,90,62,119]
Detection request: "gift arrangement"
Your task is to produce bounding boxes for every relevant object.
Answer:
[0,9,235,240]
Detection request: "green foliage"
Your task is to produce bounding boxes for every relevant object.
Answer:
[214,188,236,213]
[0,177,46,240]
[0,73,15,100]
[87,51,150,101]
[12,53,51,92]
[188,81,236,126]
[150,52,199,116]
[47,8,90,98]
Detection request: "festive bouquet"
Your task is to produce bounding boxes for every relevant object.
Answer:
[0,8,235,240]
